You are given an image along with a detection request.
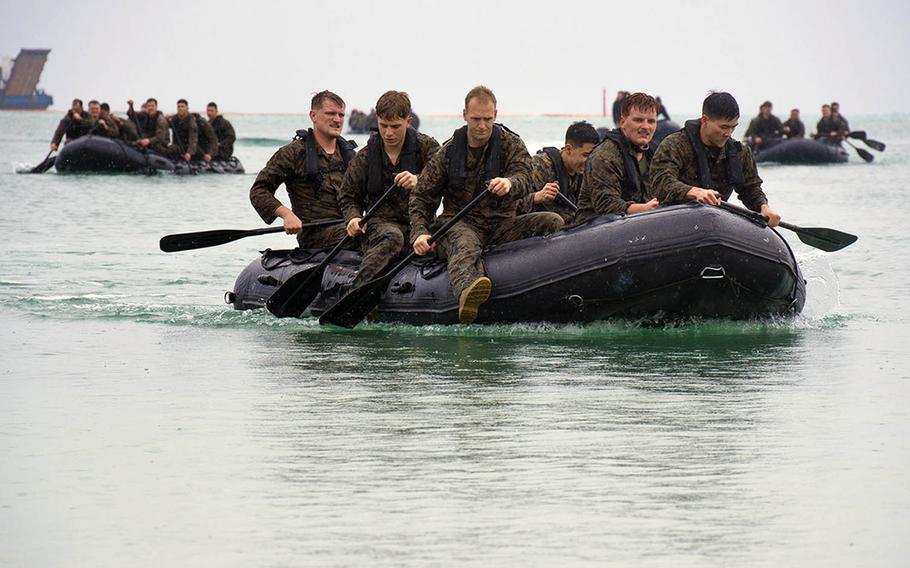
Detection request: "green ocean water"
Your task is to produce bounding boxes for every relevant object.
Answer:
[1,110,908,566]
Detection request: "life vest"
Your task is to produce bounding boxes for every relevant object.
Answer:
[293,128,357,184]
[446,124,508,191]
[683,119,744,195]
[137,111,161,138]
[538,147,572,203]
[599,129,655,199]
[366,127,421,197]
[169,114,193,148]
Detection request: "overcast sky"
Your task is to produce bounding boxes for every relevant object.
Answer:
[3,0,908,117]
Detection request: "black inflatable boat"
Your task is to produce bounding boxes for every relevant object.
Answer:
[227,204,806,325]
[54,135,245,174]
[753,138,848,164]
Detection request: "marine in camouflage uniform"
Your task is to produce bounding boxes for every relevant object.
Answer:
[166,111,198,159]
[575,134,654,220]
[339,128,440,288]
[410,124,563,303]
[650,123,769,213]
[250,129,357,249]
[515,149,581,223]
[127,101,170,154]
[51,104,95,148]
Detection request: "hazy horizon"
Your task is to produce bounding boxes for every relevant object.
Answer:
[3,0,908,118]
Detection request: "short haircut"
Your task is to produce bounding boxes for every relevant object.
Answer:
[207,101,218,110]
[72,98,83,106]
[821,104,831,109]
[88,99,100,106]
[702,92,740,120]
[311,90,345,111]
[791,108,799,113]
[100,102,110,112]
[177,98,188,106]
[760,100,773,109]
[464,85,497,109]
[565,121,600,147]
[375,90,412,121]
[621,92,659,117]
[146,97,158,105]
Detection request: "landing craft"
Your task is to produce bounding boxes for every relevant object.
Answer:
[0,49,53,110]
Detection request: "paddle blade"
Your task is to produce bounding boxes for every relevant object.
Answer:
[855,147,874,163]
[160,229,252,252]
[319,278,388,328]
[864,138,886,152]
[792,226,858,252]
[265,266,324,318]
[28,155,56,174]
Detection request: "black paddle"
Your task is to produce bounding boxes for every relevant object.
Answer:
[320,187,493,328]
[266,182,402,318]
[847,131,886,152]
[717,201,857,252]
[555,191,578,212]
[159,218,345,252]
[844,140,874,163]
[27,149,56,174]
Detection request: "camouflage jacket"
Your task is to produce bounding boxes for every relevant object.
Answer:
[193,114,218,156]
[783,118,805,139]
[576,137,652,218]
[650,129,768,212]
[51,110,95,145]
[338,131,440,227]
[250,136,351,224]
[89,112,120,139]
[127,108,170,146]
[409,125,532,243]
[515,149,581,222]
[111,114,139,142]
[744,114,783,140]
[169,114,198,156]
[210,115,236,159]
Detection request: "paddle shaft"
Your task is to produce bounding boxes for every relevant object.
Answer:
[556,191,578,212]
[160,218,344,252]
[266,182,402,317]
[844,140,874,162]
[717,201,857,252]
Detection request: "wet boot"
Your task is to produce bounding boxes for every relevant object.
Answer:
[458,276,492,324]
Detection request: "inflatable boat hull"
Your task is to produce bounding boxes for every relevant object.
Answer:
[228,204,806,325]
[754,138,848,164]
[54,135,244,174]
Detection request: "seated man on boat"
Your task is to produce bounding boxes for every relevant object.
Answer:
[516,120,600,223]
[339,91,440,289]
[576,92,661,222]
[191,110,219,162]
[50,98,94,151]
[410,85,564,324]
[101,103,139,142]
[206,102,236,160]
[831,102,850,134]
[814,104,845,144]
[650,91,781,227]
[743,101,783,149]
[249,90,358,249]
[782,108,805,139]
[166,99,198,162]
[127,97,169,154]
[86,100,119,139]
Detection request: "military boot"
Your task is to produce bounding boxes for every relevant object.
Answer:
[458,276,492,324]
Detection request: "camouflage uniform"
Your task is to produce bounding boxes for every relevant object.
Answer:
[51,110,95,146]
[250,134,354,249]
[127,108,170,154]
[339,131,440,288]
[744,114,783,142]
[575,136,652,221]
[89,112,120,139]
[650,129,768,212]
[782,118,805,139]
[166,113,198,158]
[515,150,580,223]
[210,115,236,159]
[111,115,139,142]
[410,126,564,299]
[192,113,219,159]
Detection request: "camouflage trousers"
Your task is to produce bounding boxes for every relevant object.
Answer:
[436,212,564,299]
[297,222,352,250]
[351,220,408,289]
